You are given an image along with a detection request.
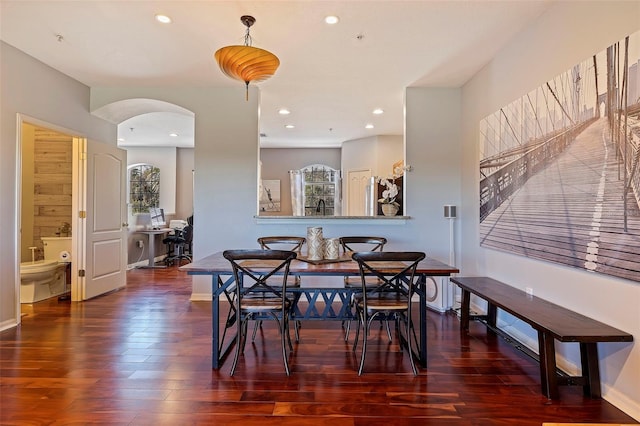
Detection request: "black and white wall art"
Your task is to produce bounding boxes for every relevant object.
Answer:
[479,30,640,283]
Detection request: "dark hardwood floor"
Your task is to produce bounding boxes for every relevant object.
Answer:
[1,266,637,425]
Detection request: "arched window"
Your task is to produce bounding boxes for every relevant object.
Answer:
[290,164,341,216]
[128,164,160,214]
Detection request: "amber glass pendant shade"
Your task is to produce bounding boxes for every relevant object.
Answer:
[215,16,280,100]
[214,45,279,100]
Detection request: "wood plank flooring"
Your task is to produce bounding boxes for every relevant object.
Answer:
[1,266,637,425]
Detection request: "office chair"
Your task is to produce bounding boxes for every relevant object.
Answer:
[163,224,192,266]
[185,215,193,254]
[351,251,425,375]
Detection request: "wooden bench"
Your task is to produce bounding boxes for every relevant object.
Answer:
[450,276,633,400]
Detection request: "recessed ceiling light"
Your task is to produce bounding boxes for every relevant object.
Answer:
[278,108,291,115]
[372,108,384,115]
[155,14,172,24]
[324,15,339,25]
[169,133,178,137]
[365,124,374,129]
[285,124,295,129]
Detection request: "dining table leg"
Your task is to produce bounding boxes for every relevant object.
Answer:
[212,272,220,369]
[418,274,428,368]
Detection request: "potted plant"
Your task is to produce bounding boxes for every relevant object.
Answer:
[378,178,400,216]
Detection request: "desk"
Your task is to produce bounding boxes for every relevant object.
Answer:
[136,228,172,268]
[181,252,458,369]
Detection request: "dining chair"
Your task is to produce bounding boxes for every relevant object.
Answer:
[255,236,305,341]
[351,251,426,376]
[222,249,297,376]
[257,236,305,275]
[339,236,387,341]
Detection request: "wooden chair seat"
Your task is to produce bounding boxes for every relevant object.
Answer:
[240,298,291,312]
[344,276,380,288]
[356,294,408,312]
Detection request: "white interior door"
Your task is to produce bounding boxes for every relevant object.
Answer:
[78,139,127,300]
[347,169,371,216]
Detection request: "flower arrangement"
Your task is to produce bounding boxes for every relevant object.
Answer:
[378,178,399,207]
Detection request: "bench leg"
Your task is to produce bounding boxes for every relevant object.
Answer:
[460,289,471,332]
[487,303,497,328]
[580,342,601,398]
[538,330,559,399]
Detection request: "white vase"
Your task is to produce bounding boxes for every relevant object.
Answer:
[306,227,324,260]
[323,238,340,260]
[381,204,399,217]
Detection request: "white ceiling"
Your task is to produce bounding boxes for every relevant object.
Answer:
[0,0,552,149]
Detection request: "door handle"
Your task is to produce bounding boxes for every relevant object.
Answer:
[122,222,129,227]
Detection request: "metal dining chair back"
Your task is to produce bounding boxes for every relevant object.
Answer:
[339,236,387,289]
[351,251,426,375]
[255,236,306,341]
[258,236,305,253]
[257,236,305,286]
[339,236,388,341]
[339,236,386,254]
[223,249,297,376]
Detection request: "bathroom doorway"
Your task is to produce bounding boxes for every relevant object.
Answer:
[19,123,73,264]
[19,121,74,306]
[16,115,128,314]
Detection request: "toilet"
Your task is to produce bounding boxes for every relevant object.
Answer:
[19,260,66,303]
[20,237,72,303]
[41,237,72,263]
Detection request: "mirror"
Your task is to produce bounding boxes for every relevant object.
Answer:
[258,135,404,217]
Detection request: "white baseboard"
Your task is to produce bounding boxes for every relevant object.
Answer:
[190,292,212,301]
[0,317,18,332]
[427,304,448,313]
[602,384,640,422]
[127,255,166,270]
[467,299,639,420]
[469,299,581,376]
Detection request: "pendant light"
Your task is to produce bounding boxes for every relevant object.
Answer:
[214,15,280,100]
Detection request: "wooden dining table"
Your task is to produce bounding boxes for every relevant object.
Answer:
[181,251,459,369]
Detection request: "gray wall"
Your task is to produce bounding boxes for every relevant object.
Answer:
[176,147,195,220]
[2,1,639,416]
[460,1,639,417]
[1,42,115,328]
[89,85,461,301]
[90,85,261,287]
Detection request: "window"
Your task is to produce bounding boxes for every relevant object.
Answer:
[289,164,341,216]
[302,164,340,216]
[128,164,160,214]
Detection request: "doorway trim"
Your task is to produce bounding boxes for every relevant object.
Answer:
[14,114,86,318]
[346,168,372,216]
